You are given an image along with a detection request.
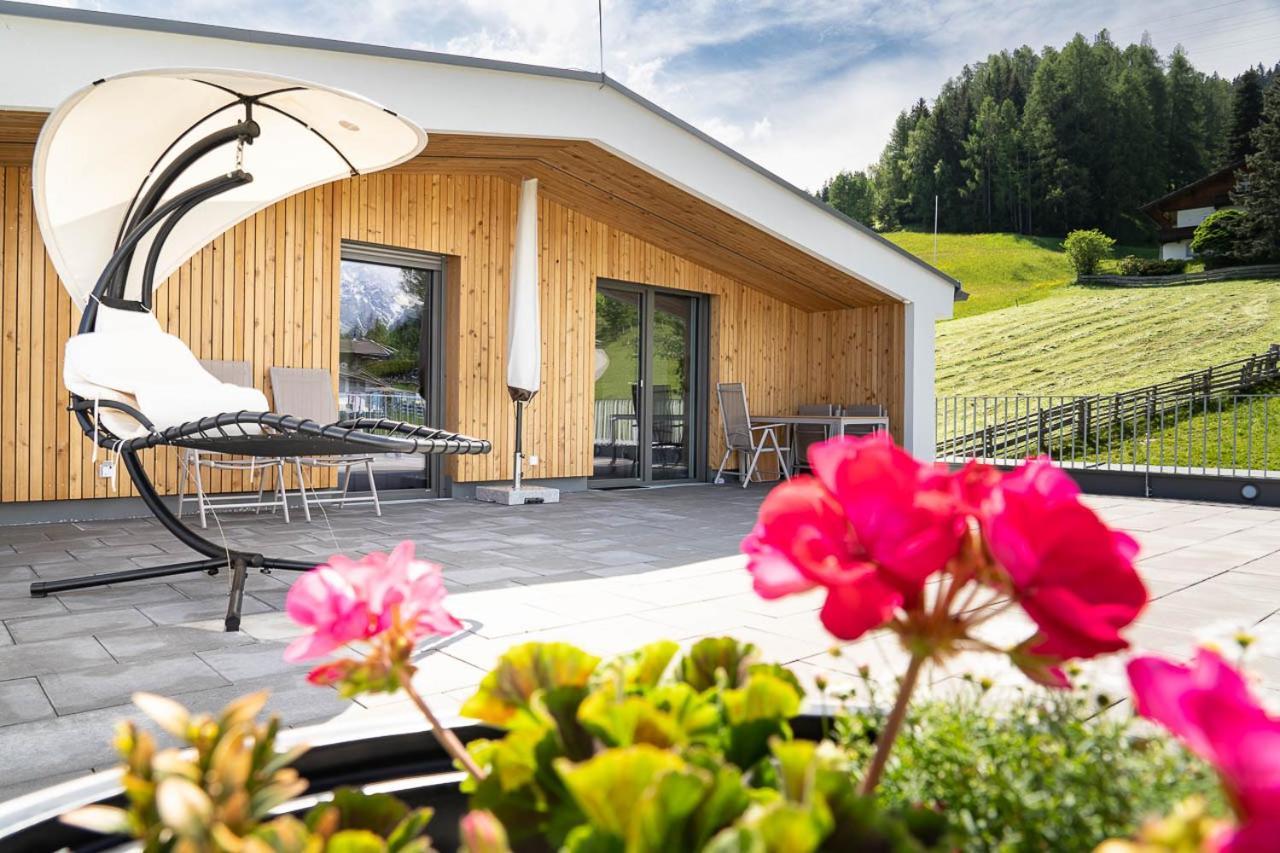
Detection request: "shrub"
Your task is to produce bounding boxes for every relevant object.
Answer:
[1117,255,1188,276]
[1063,229,1116,276]
[835,683,1223,852]
[1191,208,1246,269]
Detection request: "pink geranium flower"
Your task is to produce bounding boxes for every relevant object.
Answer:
[1128,649,1280,852]
[743,476,904,639]
[742,434,964,640]
[285,541,461,663]
[983,459,1146,661]
[807,435,966,594]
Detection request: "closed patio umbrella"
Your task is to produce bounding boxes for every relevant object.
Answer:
[507,178,540,490]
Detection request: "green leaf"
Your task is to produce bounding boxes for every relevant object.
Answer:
[460,642,600,729]
[326,828,389,853]
[555,745,707,851]
[605,640,680,690]
[768,739,817,804]
[678,638,759,691]
[723,673,802,725]
[245,814,313,852]
[686,765,751,850]
[703,825,767,853]
[752,801,830,853]
[321,788,410,838]
[578,692,684,749]
[561,824,625,853]
[385,807,434,852]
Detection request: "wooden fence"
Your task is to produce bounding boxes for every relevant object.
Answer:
[1078,263,1280,288]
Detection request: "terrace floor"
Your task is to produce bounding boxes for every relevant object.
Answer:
[2,485,1280,802]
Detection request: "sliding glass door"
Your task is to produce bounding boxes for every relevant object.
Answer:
[592,280,704,485]
[338,242,443,494]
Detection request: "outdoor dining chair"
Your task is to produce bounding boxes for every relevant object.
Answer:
[177,359,290,527]
[270,367,382,521]
[713,382,792,488]
[839,403,890,436]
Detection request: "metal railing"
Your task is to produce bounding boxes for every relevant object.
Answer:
[938,394,1280,478]
[340,391,427,425]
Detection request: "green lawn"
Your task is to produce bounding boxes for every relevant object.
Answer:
[935,279,1280,398]
[883,231,1154,319]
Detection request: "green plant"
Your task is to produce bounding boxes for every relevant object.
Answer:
[833,681,1223,851]
[62,692,439,852]
[1191,209,1246,269]
[458,638,952,852]
[1116,255,1188,276]
[1063,229,1116,277]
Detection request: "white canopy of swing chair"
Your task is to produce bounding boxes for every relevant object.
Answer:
[33,69,428,439]
[35,68,427,306]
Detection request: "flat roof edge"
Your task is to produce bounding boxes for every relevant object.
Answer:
[0,0,963,301]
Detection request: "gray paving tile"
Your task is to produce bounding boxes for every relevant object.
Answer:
[57,584,189,612]
[168,572,291,600]
[96,625,256,662]
[175,675,352,728]
[41,655,230,715]
[196,641,308,682]
[0,677,55,726]
[5,607,154,644]
[137,595,273,625]
[0,549,76,568]
[0,703,161,787]
[444,566,540,585]
[0,636,115,680]
[66,542,163,560]
[0,599,56,626]
[0,624,11,647]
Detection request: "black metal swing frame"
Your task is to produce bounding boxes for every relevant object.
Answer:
[28,98,489,631]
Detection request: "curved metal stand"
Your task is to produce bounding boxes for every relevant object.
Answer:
[29,448,316,631]
[28,110,489,631]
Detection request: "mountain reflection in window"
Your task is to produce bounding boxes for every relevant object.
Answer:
[339,259,429,426]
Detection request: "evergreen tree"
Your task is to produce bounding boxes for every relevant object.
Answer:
[1227,68,1266,163]
[1165,47,1209,189]
[1232,79,1280,262]
[822,31,1269,236]
[819,170,876,225]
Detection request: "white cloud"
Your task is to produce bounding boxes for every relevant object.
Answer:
[52,0,1280,189]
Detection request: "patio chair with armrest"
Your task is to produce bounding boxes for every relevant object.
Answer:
[177,359,291,527]
[713,382,792,487]
[270,367,381,521]
[26,69,490,631]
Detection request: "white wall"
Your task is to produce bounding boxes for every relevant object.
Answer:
[1175,206,1216,229]
[1161,240,1193,260]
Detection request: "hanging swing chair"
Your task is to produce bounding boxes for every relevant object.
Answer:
[28,69,490,631]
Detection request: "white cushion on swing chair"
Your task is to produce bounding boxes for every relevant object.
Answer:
[64,305,269,439]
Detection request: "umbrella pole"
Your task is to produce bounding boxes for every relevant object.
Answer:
[513,400,524,491]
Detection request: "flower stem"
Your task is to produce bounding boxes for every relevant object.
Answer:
[395,668,487,782]
[858,652,925,796]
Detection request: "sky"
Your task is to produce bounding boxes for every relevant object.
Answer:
[31,0,1280,190]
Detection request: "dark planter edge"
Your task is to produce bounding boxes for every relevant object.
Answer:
[0,711,836,852]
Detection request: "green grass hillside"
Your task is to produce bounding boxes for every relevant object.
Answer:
[935,279,1280,397]
[883,232,1154,319]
